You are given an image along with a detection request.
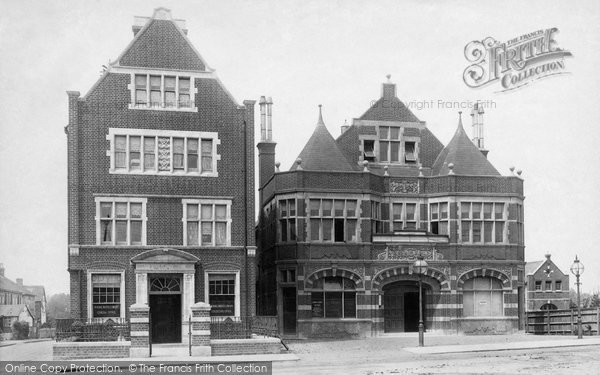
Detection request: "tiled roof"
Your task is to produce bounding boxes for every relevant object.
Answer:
[24,286,46,302]
[359,96,420,122]
[291,107,355,172]
[525,261,544,276]
[0,304,31,318]
[117,11,207,71]
[419,127,444,168]
[432,115,500,176]
[0,276,35,295]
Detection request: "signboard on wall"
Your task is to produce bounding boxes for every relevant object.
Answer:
[93,304,120,318]
[210,295,235,316]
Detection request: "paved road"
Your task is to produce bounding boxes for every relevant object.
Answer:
[0,340,53,361]
[273,346,600,374]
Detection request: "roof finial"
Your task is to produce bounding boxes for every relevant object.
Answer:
[317,104,324,125]
[386,74,392,83]
[458,111,463,129]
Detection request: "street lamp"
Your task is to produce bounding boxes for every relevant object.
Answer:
[413,255,428,347]
[570,255,585,339]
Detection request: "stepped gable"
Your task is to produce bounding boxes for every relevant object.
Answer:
[291,106,355,172]
[432,113,500,176]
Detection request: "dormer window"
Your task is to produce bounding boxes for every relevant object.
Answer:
[363,140,375,162]
[130,73,196,111]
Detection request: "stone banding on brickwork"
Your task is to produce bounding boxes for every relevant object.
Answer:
[456,268,511,289]
[305,268,364,289]
[371,266,450,291]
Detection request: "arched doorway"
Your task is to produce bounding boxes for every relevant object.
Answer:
[149,276,182,343]
[383,281,427,333]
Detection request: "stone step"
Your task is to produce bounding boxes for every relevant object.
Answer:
[151,343,190,357]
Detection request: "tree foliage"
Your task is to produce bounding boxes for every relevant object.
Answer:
[47,293,70,323]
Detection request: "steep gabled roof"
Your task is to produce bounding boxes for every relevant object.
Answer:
[360,96,420,122]
[291,106,355,172]
[24,285,46,302]
[115,8,208,71]
[432,114,500,176]
[0,304,33,319]
[0,276,35,296]
[525,261,544,276]
[359,80,419,122]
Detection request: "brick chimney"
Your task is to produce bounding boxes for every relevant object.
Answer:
[382,74,396,102]
[257,96,276,204]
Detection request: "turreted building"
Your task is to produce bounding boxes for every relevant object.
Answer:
[256,79,525,338]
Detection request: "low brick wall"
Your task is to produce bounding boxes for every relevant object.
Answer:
[53,341,130,360]
[211,337,282,356]
[452,317,519,335]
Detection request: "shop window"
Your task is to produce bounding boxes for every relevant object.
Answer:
[208,274,236,317]
[310,277,356,318]
[463,277,503,317]
[91,274,122,319]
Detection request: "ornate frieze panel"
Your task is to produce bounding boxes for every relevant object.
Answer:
[376,246,444,261]
[389,179,419,194]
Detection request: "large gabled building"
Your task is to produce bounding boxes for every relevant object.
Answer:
[66,8,256,345]
[256,79,525,338]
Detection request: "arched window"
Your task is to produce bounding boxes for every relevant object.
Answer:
[540,303,558,310]
[463,277,503,317]
[310,277,356,318]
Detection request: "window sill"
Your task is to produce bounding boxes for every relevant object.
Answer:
[109,169,218,178]
[128,104,198,113]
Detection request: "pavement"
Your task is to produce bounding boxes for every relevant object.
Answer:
[0,338,52,347]
[404,336,600,354]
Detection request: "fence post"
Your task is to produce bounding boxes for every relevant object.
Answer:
[597,307,599,336]
[129,303,150,358]
[546,308,551,334]
[571,309,574,334]
[190,302,211,357]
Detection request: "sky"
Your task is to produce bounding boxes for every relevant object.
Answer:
[1,0,599,296]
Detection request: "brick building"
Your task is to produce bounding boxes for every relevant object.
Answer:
[66,8,256,345]
[525,254,570,311]
[256,80,526,338]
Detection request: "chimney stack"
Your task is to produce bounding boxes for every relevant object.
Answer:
[471,101,489,158]
[257,96,277,204]
[16,278,23,286]
[0,263,4,277]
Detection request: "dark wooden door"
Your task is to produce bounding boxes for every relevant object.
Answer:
[282,287,297,334]
[384,289,404,332]
[149,294,181,343]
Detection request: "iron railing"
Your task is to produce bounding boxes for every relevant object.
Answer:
[210,316,278,339]
[55,318,130,342]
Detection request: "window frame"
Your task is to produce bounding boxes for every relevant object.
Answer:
[429,201,449,235]
[309,276,357,319]
[279,198,297,243]
[182,199,232,247]
[107,128,220,177]
[95,197,147,246]
[204,271,240,317]
[459,201,506,244]
[87,270,125,321]
[308,198,359,243]
[128,73,197,112]
[462,276,504,318]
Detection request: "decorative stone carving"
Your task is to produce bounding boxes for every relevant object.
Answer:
[389,179,419,194]
[376,246,443,261]
[158,137,171,171]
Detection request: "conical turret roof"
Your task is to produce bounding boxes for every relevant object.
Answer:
[432,113,500,176]
[291,106,355,172]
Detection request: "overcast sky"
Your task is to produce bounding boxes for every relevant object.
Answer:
[1,0,599,296]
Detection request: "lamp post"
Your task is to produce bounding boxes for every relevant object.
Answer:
[413,255,428,347]
[570,256,585,339]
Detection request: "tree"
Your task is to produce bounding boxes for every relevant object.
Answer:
[47,293,70,324]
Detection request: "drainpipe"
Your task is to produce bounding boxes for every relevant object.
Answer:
[243,119,249,317]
